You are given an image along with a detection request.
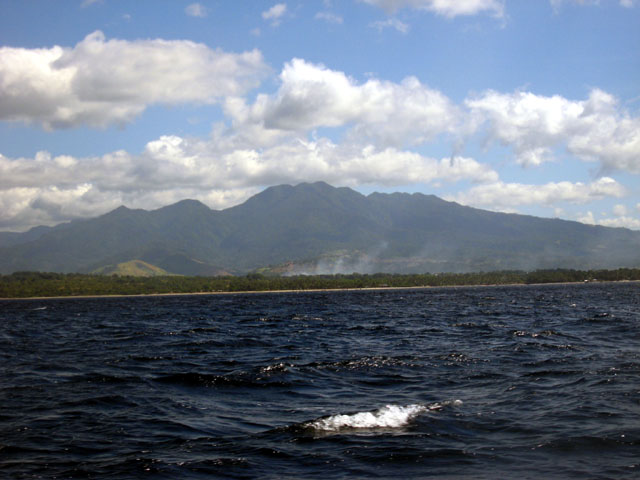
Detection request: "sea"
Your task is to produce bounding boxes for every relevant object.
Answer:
[1,282,638,479]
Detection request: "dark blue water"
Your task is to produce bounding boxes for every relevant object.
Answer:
[1,283,639,479]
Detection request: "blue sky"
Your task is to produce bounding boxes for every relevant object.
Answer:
[0,0,638,232]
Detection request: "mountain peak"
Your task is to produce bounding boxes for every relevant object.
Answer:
[260,181,336,197]
[168,199,208,208]
[297,181,336,192]
[100,205,136,220]
[156,199,211,213]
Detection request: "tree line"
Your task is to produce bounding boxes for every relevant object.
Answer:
[1,268,639,298]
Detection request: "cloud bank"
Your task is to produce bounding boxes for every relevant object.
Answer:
[0,135,497,231]
[0,31,267,129]
[449,177,626,210]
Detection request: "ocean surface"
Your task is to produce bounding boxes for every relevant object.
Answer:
[1,283,639,479]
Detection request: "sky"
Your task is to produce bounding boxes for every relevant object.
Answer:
[0,0,639,232]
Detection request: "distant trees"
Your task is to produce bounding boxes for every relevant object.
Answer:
[0,268,639,298]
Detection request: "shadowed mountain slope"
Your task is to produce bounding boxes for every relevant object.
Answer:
[1,182,639,274]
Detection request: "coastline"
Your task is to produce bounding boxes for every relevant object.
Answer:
[1,284,436,301]
[2,279,637,301]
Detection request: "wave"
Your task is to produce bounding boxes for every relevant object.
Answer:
[304,401,462,433]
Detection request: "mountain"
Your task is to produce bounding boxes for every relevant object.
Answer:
[0,225,53,248]
[1,182,640,275]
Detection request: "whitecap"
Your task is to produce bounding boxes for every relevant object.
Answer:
[305,401,462,432]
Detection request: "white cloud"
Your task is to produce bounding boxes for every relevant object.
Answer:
[577,210,596,225]
[467,90,583,167]
[262,3,287,25]
[466,89,640,172]
[233,59,459,148]
[565,90,640,174]
[370,18,410,33]
[0,31,267,129]
[185,3,208,17]
[598,216,640,229]
[560,205,640,230]
[315,12,344,24]
[449,177,626,210]
[256,143,499,186]
[360,0,504,17]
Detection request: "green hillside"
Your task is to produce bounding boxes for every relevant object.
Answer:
[92,260,172,277]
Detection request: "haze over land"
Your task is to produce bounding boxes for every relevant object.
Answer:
[0,0,639,237]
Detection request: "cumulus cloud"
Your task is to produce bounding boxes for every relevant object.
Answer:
[360,0,504,17]
[449,177,626,210]
[466,89,640,172]
[262,3,287,25]
[232,59,459,148]
[0,130,498,231]
[0,31,267,129]
[185,3,208,17]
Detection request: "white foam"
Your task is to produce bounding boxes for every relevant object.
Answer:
[307,404,427,431]
[306,400,464,432]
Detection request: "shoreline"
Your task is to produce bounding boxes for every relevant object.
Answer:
[2,279,637,301]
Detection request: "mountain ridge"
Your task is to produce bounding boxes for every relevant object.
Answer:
[1,182,639,275]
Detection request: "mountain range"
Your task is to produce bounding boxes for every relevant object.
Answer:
[2,181,640,275]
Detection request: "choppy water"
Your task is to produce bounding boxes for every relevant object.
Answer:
[1,283,639,479]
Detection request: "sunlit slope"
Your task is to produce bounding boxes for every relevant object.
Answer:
[92,260,171,277]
